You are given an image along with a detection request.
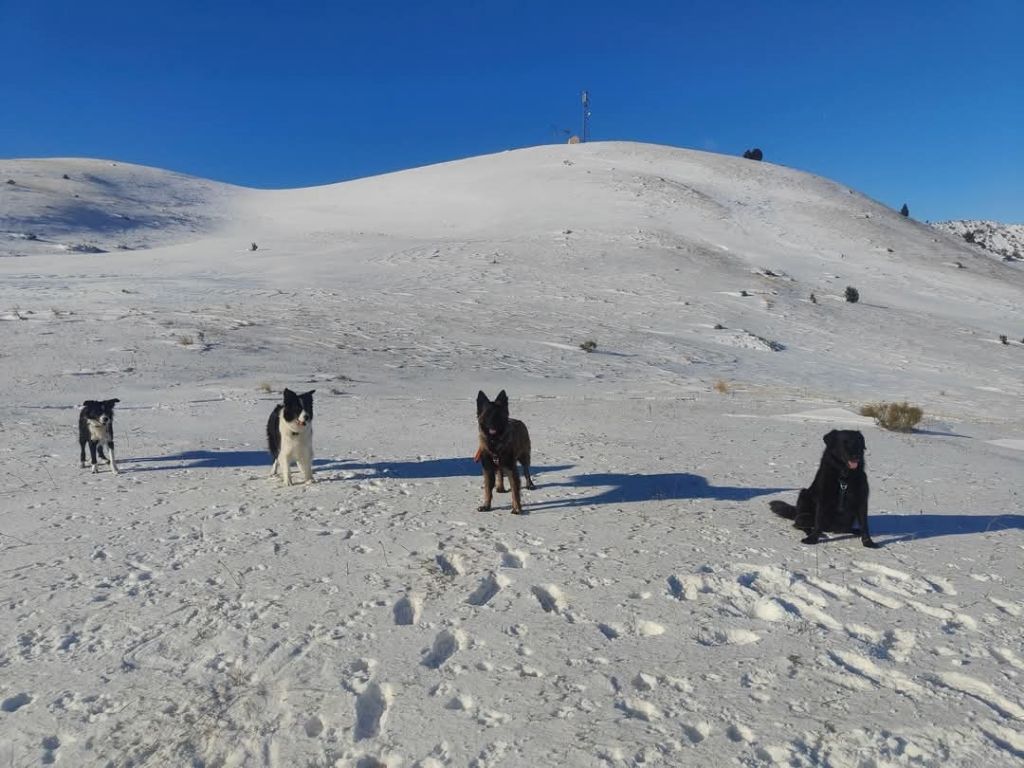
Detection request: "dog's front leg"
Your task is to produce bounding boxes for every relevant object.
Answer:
[280,456,292,486]
[509,466,523,515]
[478,458,495,511]
[801,493,826,545]
[299,448,314,484]
[107,442,119,474]
[856,484,877,548]
[89,441,99,473]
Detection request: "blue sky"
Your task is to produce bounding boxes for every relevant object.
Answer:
[1,0,1021,222]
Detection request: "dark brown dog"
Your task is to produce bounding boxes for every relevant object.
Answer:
[770,429,877,547]
[476,390,535,514]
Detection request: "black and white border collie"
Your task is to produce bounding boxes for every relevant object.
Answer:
[79,399,120,474]
[267,388,315,485]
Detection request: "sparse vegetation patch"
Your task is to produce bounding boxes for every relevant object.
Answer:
[860,401,923,432]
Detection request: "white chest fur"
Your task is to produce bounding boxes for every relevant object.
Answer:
[273,412,314,485]
[87,421,112,443]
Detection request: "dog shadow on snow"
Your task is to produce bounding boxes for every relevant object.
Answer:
[869,513,1024,543]
[526,472,789,512]
[124,454,783,510]
[126,451,572,480]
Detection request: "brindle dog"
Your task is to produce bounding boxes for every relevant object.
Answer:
[770,429,878,547]
[476,390,535,514]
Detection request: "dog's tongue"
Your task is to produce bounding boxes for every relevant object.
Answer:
[848,460,859,469]
[488,428,497,435]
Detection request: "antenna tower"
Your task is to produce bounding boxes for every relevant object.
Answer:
[581,90,591,143]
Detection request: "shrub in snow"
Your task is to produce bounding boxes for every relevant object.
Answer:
[250,242,258,251]
[809,292,818,304]
[579,340,597,353]
[999,334,1008,345]
[845,286,860,303]
[860,402,923,432]
[742,148,763,161]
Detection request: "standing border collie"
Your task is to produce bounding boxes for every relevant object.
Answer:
[267,388,315,485]
[79,399,120,474]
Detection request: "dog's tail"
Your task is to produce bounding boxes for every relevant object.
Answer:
[769,500,798,520]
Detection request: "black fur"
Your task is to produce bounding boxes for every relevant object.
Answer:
[266,388,314,459]
[770,429,877,547]
[78,398,119,470]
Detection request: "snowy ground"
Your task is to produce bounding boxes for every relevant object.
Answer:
[1,143,1022,767]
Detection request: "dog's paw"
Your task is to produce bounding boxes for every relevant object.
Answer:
[495,487,510,494]
[477,504,492,512]
[510,508,524,515]
[861,537,879,548]
[801,533,821,545]
[525,481,537,490]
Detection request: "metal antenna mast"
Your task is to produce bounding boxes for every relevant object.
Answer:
[581,90,591,143]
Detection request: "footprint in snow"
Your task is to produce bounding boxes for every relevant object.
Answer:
[355,682,392,741]
[422,629,465,669]
[393,594,422,625]
[467,573,509,607]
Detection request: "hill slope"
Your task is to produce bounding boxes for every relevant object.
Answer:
[0,157,245,254]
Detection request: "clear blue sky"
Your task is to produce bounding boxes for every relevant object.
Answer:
[2,0,1021,222]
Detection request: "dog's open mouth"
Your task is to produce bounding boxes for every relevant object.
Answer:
[847,460,860,469]
[488,428,497,435]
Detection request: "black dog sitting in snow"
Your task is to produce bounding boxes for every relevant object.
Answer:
[770,429,877,547]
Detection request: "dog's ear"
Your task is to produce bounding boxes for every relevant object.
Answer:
[301,390,315,398]
[476,390,489,415]
[823,430,838,448]
[282,388,296,400]
[495,390,509,407]
[82,400,97,407]
[106,398,120,407]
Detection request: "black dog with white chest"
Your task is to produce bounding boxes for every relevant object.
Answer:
[770,429,877,547]
[79,398,120,474]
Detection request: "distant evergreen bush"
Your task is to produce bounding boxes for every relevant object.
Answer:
[845,286,860,303]
[742,148,764,161]
[900,203,909,217]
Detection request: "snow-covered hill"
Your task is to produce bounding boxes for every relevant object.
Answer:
[0,143,1022,767]
[0,157,245,255]
[931,218,1024,263]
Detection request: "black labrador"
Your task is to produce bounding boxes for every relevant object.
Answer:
[770,429,877,547]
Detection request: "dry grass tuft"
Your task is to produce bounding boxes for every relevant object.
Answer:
[860,401,923,432]
[713,379,731,394]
